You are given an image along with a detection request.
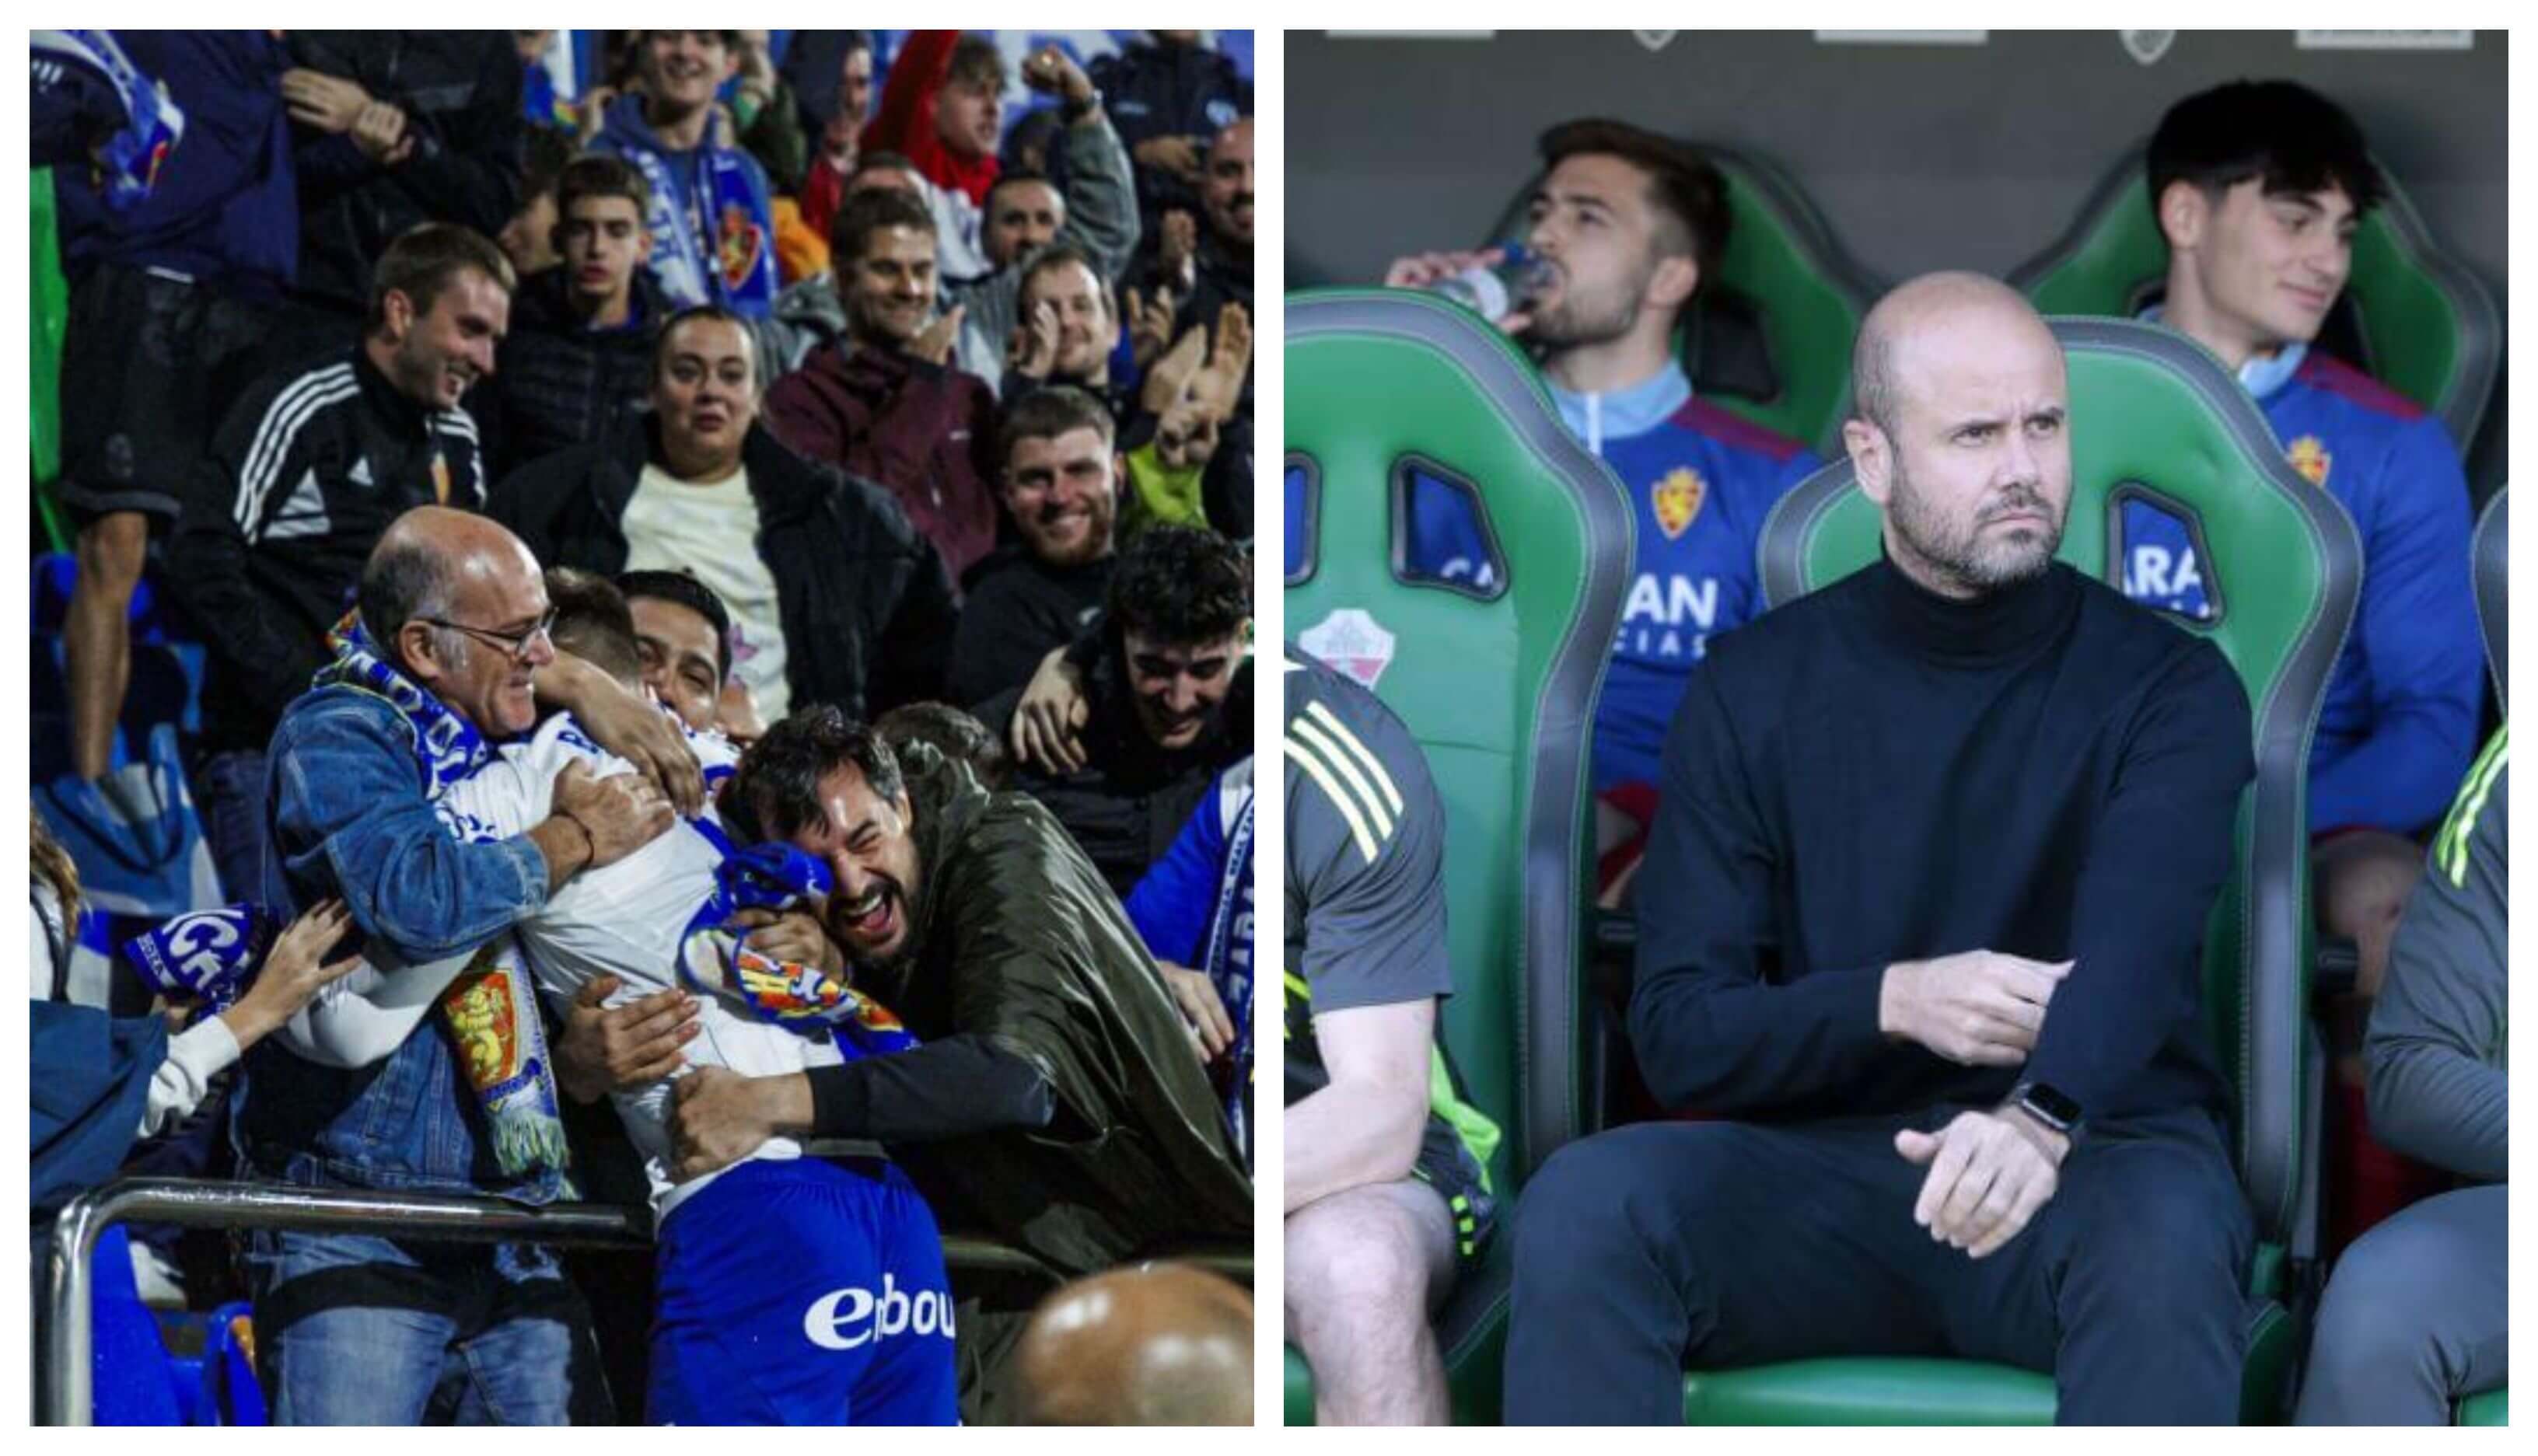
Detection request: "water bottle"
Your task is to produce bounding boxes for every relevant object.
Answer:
[1426,243,1555,324]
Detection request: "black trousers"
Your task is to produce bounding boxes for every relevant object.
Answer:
[1504,1107,2253,1425]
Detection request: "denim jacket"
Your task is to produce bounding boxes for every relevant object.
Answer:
[230,683,568,1203]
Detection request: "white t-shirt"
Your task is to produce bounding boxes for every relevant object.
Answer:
[300,714,838,1221]
[620,462,793,721]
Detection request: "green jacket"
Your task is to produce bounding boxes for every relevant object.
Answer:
[883,743,1253,1276]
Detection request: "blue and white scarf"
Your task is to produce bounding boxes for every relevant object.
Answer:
[1204,780,1256,1156]
[309,611,572,1182]
[676,819,920,1060]
[620,138,776,316]
[120,904,277,1022]
[33,30,185,210]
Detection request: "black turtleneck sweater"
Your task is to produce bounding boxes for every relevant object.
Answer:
[1631,557,2252,1127]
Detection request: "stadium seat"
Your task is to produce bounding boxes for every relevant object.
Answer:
[1482,144,1880,456]
[2012,148,2501,457]
[1283,289,1635,1424]
[1691,316,2364,1425]
[2472,487,2505,708]
[2456,1388,2507,1426]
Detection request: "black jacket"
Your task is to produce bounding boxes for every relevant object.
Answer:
[484,266,672,480]
[979,634,1253,896]
[167,347,488,752]
[1087,38,1250,237]
[285,31,523,315]
[488,416,959,720]
[946,547,1115,709]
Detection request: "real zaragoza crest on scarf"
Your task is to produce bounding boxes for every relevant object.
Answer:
[1652,466,1708,539]
[2286,435,2333,487]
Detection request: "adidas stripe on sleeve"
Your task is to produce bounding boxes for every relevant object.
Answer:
[1284,650,1452,1013]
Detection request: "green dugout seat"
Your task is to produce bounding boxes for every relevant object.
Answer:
[1284,289,1635,1424]
[2456,1388,2507,1426]
[1484,143,1879,456]
[2473,487,2505,709]
[1680,317,2362,1425]
[2013,147,2500,456]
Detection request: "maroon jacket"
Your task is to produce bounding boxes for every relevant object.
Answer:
[763,338,1003,582]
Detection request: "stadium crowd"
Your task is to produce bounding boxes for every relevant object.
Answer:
[1286,79,2502,1425]
[30,29,1254,1426]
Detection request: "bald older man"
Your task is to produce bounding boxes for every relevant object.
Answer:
[235,505,679,1424]
[1016,1264,1253,1426]
[1504,274,2258,1424]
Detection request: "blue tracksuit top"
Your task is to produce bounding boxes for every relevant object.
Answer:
[2119,340,2481,834]
[1399,361,1819,793]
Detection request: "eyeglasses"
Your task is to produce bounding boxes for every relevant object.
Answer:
[418,609,558,663]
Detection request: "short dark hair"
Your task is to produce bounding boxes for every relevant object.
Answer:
[1000,383,1115,466]
[1019,241,1113,322]
[1107,525,1249,648]
[1537,118,1730,302]
[556,152,652,226]
[833,186,938,266]
[947,35,1004,93]
[358,519,456,661]
[545,567,642,686]
[617,567,733,683]
[875,700,1009,791]
[521,124,575,206]
[987,167,1058,211]
[2146,79,2386,239]
[723,704,905,844]
[650,303,755,391]
[368,223,516,333]
[853,148,918,183]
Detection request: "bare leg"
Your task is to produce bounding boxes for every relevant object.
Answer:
[66,510,148,781]
[1285,1179,1456,1425]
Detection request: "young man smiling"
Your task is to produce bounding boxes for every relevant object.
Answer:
[978,524,1251,896]
[591,30,778,317]
[2128,80,2482,1063]
[949,386,1123,707]
[765,188,1002,581]
[168,223,515,899]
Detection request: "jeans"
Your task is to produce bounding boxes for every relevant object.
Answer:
[194,748,268,906]
[243,1228,595,1425]
[1504,1108,2254,1425]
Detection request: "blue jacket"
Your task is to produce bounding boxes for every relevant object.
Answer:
[230,684,566,1202]
[592,93,778,317]
[1401,361,1820,792]
[2120,344,2481,834]
[52,30,297,298]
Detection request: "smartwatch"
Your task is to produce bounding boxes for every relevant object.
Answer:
[2008,1081,2083,1142]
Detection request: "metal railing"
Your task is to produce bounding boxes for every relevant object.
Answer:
[42,1176,1250,1425]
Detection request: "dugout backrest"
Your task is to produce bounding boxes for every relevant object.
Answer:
[2472,487,2505,709]
[1284,288,1634,1423]
[1687,316,2363,1425]
[2014,147,2500,456]
[1484,144,1879,456]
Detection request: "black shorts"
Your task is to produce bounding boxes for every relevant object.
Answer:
[1413,1112,1500,1272]
[56,261,274,526]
